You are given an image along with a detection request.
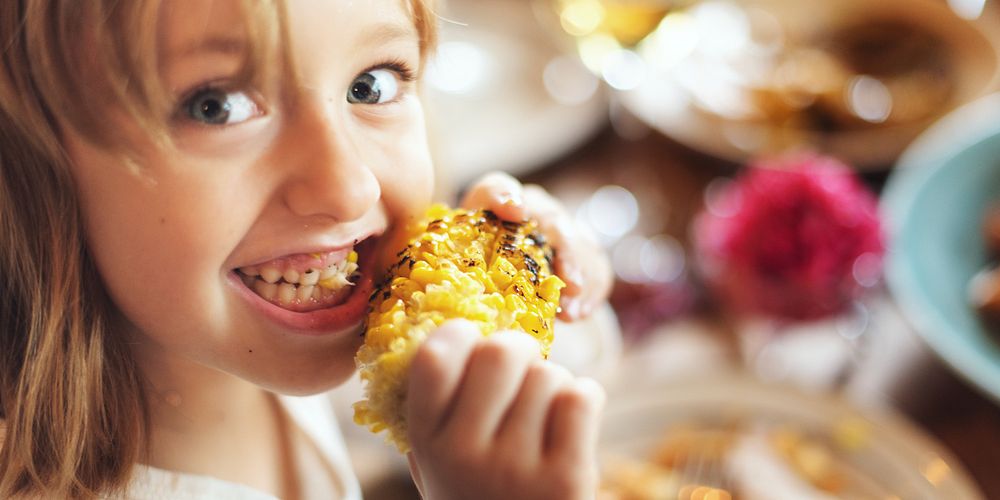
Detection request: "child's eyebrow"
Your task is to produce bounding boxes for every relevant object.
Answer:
[357,22,419,49]
[164,23,414,63]
[166,36,246,62]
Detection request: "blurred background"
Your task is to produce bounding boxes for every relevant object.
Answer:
[334,0,1000,498]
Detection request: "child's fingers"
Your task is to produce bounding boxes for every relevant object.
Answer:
[521,185,611,321]
[459,172,526,222]
[440,330,541,448]
[406,320,481,445]
[544,377,605,465]
[495,361,574,459]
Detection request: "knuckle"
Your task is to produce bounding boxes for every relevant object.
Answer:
[410,342,449,385]
[555,384,600,417]
[493,455,529,484]
[436,435,482,470]
[423,433,455,461]
[472,336,523,368]
[533,361,572,388]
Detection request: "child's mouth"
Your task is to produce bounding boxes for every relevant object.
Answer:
[237,245,364,313]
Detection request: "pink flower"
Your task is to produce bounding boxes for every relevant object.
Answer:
[692,154,884,321]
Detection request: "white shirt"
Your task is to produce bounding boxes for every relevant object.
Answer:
[115,393,362,500]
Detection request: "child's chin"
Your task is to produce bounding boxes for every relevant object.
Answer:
[248,345,360,397]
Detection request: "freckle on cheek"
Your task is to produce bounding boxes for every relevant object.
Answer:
[159,217,166,224]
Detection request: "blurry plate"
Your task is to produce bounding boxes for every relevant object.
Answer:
[616,0,1000,169]
[883,92,1000,403]
[601,375,983,499]
[425,0,609,188]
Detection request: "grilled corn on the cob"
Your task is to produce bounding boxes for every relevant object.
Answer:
[354,204,566,451]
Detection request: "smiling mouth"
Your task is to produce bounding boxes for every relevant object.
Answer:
[236,241,371,313]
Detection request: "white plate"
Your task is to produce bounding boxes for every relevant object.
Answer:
[425,0,609,188]
[616,0,1000,169]
[601,375,984,499]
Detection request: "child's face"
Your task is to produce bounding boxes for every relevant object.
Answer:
[62,0,433,394]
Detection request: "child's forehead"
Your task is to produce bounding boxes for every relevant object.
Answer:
[158,0,419,53]
[158,0,249,59]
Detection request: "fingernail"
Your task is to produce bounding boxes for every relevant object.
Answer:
[563,265,585,287]
[498,191,523,207]
[562,299,582,319]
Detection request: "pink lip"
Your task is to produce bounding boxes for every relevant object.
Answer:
[229,237,379,335]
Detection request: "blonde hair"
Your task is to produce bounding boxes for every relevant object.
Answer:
[0,0,436,497]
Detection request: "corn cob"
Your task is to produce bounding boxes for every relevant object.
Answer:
[354,204,566,451]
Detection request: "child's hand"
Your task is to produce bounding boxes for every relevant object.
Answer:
[406,320,605,500]
[461,172,612,321]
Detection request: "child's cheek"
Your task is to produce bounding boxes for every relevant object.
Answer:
[368,103,435,217]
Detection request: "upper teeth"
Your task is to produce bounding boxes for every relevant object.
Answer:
[239,251,359,289]
[301,269,319,286]
[260,267,282,284]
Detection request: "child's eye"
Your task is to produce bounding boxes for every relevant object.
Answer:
[347,69,400,105]
[183,88,260,125]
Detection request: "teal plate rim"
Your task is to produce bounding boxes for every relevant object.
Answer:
[883,91,1000,404]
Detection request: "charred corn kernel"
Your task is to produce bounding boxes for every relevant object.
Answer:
[354,204,566,452]
[538,275,563,303]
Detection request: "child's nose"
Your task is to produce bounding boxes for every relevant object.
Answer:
[281,115,381,222]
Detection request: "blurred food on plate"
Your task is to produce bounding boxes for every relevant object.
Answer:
[602,0,1000,167]
[598,377,985,499]
[968,202,1000,331]
[600,421,850,500]
[746,19,954,131]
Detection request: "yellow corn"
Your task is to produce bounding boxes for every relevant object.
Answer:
[353,204,566,451]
